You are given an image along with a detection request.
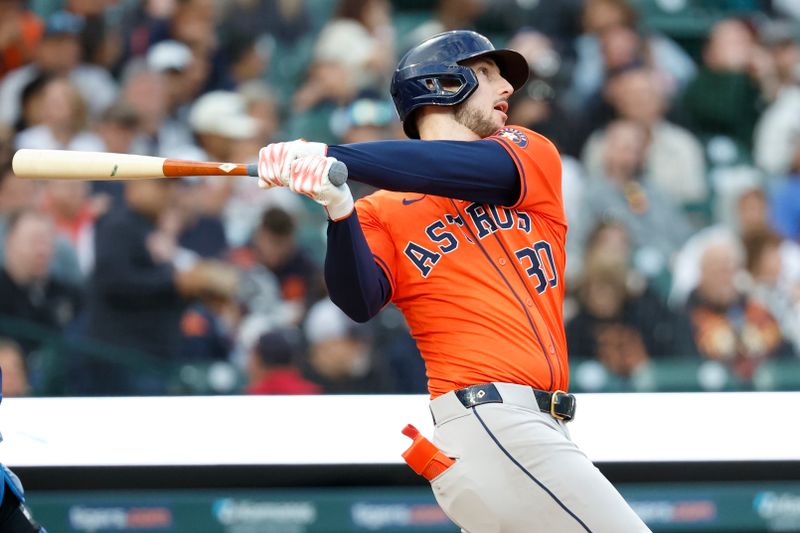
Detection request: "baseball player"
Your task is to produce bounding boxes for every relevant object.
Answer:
[258,30,650,532]
[0,369,47,532]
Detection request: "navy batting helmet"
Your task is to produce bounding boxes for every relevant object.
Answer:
[391,30,529,138]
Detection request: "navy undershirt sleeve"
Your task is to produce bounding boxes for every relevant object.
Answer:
[325,210,391,322]
[327,139,520,206]
[324,139,521,321]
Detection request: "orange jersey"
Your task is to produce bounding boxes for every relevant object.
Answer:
[0,12,43,76]
[355,127,568,398]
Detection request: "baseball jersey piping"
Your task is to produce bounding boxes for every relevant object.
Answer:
[448,199,555,390]
[490,231,564,388]
[493,136,528,209]
[473,406,593,532]
[373,254,396,293]
[494,132,566,388]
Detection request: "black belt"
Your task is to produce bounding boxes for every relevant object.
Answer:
[454,383,577,422]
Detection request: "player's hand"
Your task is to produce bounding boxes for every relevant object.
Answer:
[289,155,354,221]
[257,140,327,189]
[174,260,240,300]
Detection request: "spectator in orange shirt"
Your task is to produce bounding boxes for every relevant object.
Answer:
[683,231,794,380]
[0,0,43,77]
[232,206,324,326]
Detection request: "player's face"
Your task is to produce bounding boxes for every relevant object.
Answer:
[455,58,514,138]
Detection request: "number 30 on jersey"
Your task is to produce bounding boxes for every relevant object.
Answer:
[515,241,558,294]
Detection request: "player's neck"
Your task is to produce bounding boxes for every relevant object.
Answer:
[417,113,481,141]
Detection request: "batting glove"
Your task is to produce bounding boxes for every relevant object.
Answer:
[290,155,354,221]
[257,140,327,189]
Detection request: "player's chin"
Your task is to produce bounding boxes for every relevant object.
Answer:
[492,112,508,130]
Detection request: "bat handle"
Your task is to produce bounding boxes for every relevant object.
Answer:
[245,160,348,187]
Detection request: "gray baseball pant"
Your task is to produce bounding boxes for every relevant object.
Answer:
[428,382,652,532]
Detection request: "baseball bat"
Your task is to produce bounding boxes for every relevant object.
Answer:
[11,149,348,186]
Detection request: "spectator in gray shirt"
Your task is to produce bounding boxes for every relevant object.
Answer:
[568,119,694,284]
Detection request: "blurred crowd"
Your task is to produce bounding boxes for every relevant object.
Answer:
[0,0,798,397]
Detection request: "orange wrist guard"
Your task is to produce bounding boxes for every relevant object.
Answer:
[400,424,455,481]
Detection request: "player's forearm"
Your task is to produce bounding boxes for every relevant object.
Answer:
[327,140,520,205]
[325,211,391,322]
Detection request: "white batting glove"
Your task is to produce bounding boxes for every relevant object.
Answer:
[257,139,327,189]
[290,155,354,221]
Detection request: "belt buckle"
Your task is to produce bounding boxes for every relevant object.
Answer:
[550,389,567,421]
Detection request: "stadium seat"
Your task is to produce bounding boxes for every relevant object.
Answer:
[175,361,244,395]
[571,360,637,393]
[283,103,340,145]
[629,0,764,59]
[632,358,705,392]
[305,0,338,32]
[753,359,800,391]
[265,36,316,108]
[570,357,751,393]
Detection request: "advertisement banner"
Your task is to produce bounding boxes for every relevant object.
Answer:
[26,482,800,532]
